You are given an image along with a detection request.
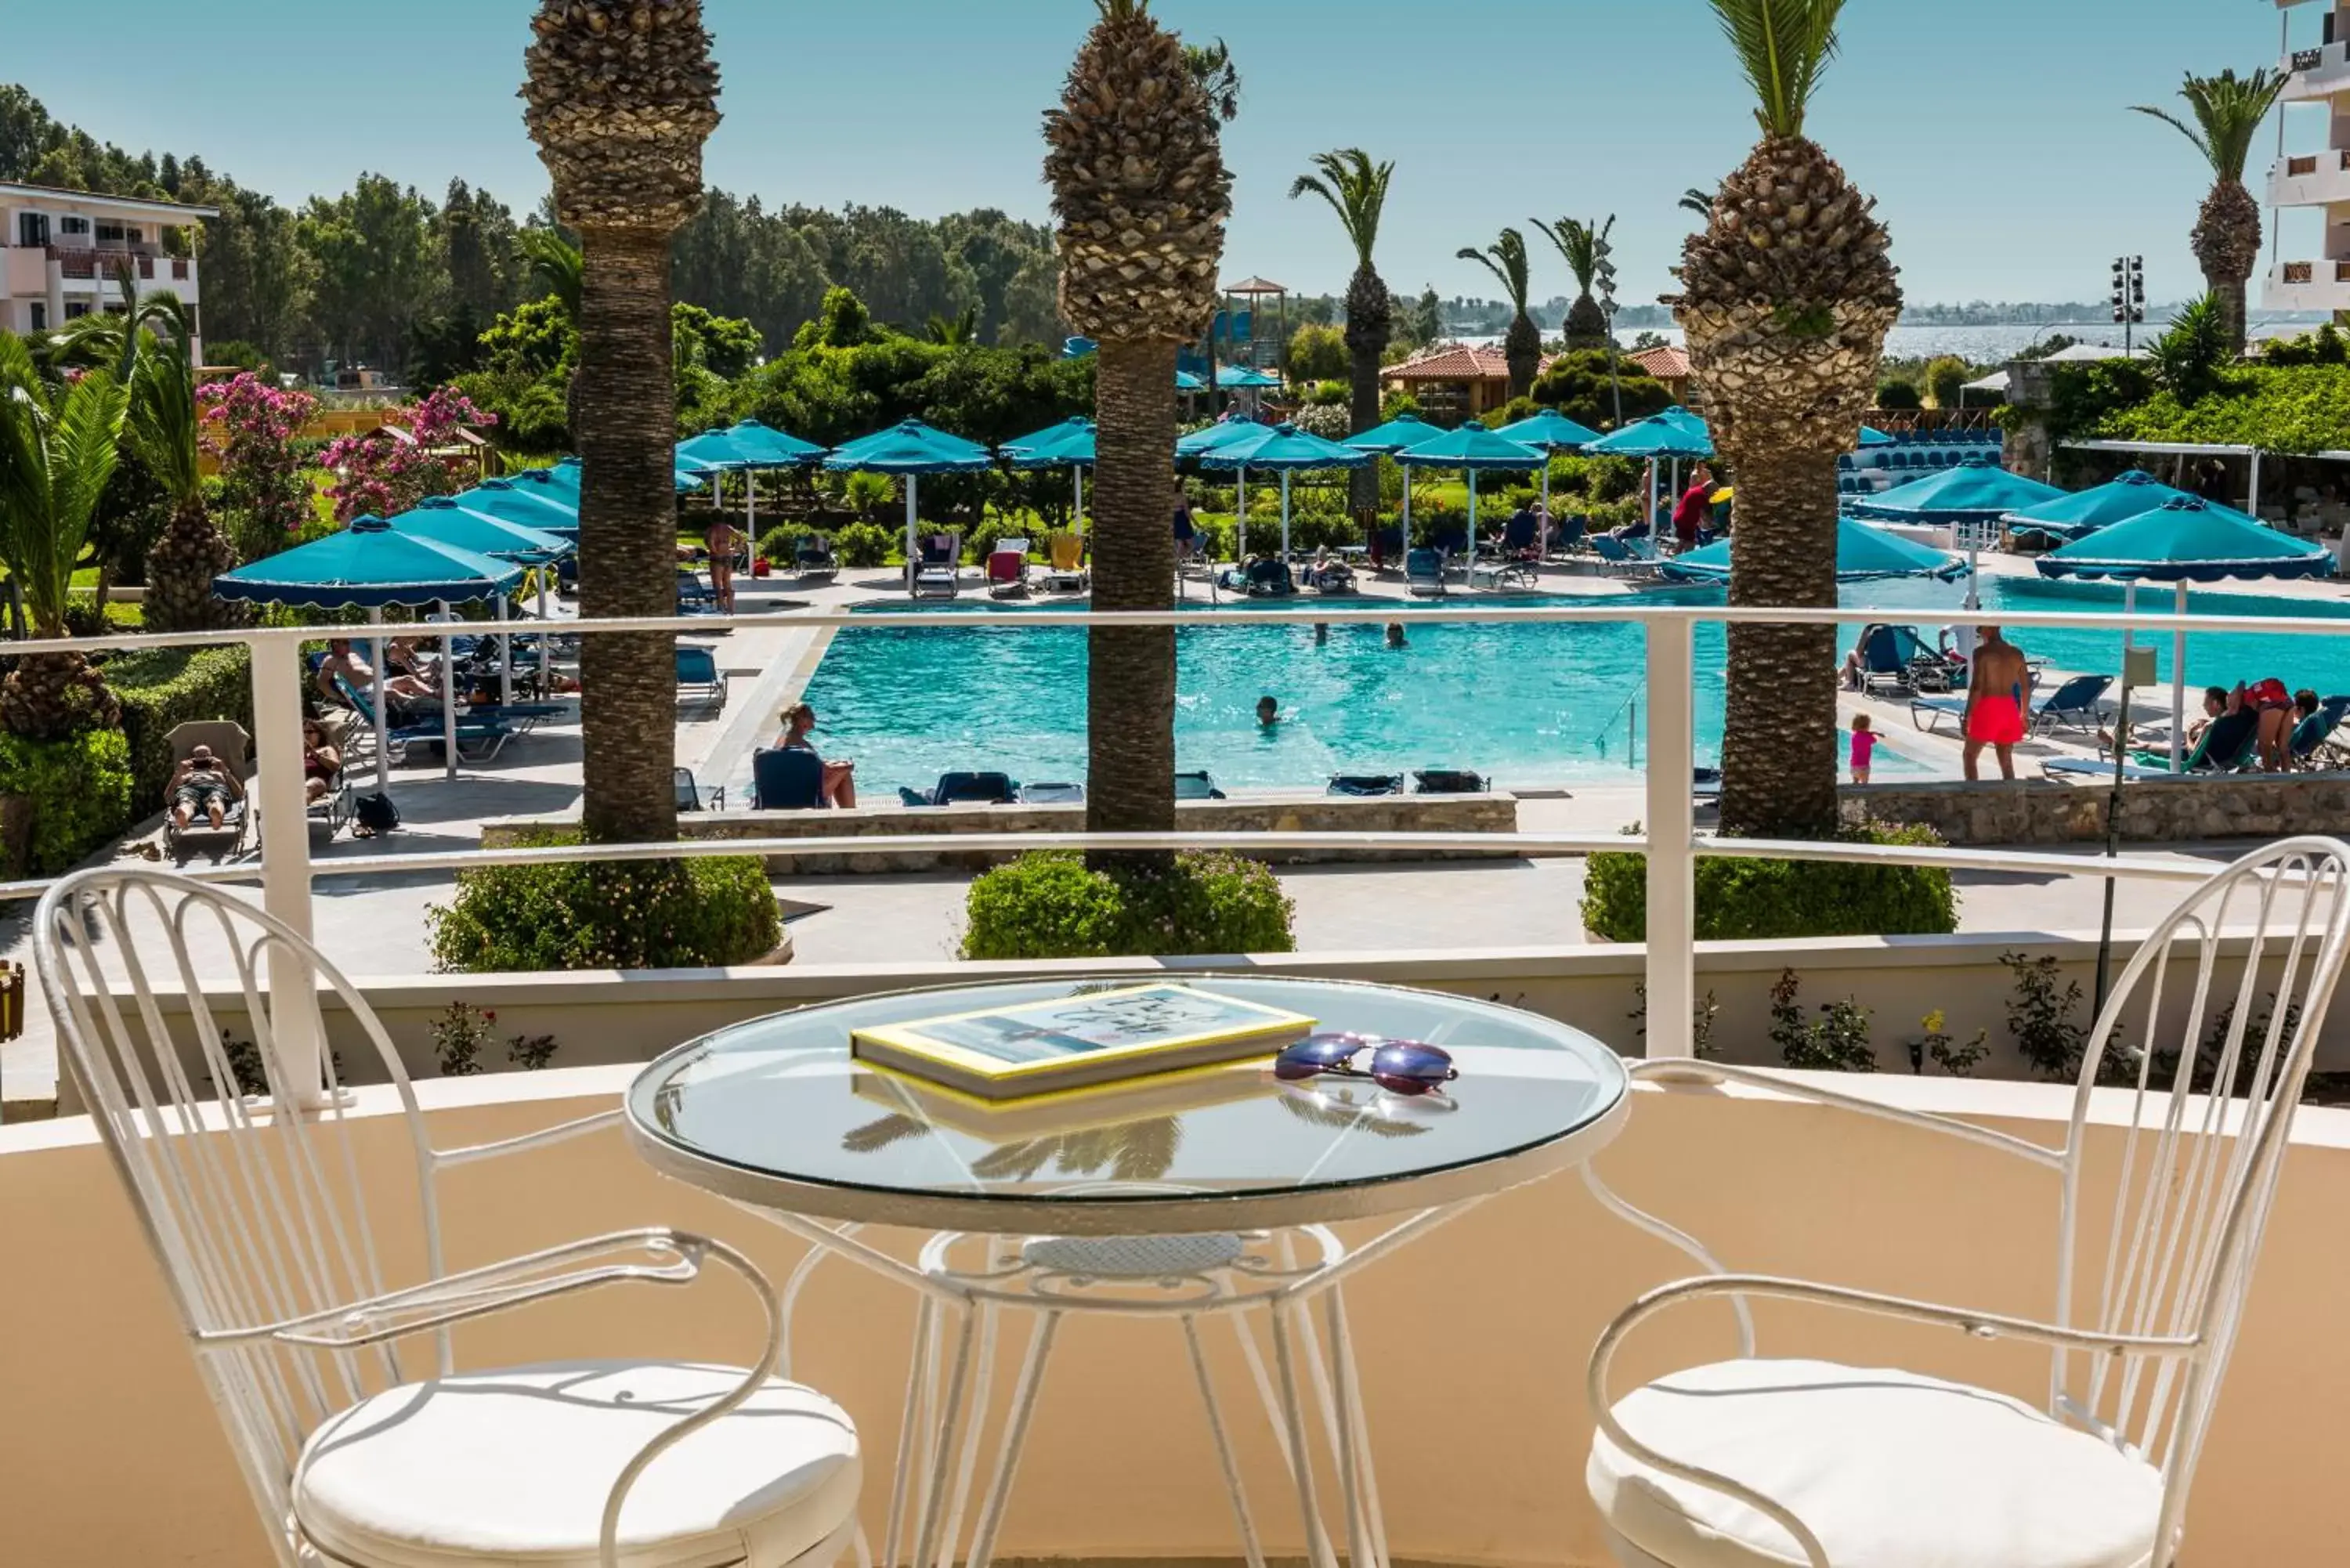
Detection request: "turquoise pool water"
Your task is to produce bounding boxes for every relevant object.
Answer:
[794,579,2350,794]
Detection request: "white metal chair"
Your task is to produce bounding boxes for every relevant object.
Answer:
[1582,837,2350,1568]
[35,868,862,1568]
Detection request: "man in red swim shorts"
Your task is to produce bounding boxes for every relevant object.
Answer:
[1962,625,2030,781]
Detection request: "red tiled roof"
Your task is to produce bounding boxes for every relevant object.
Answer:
[1382,345,1513,382]
[1629,344,1692,381]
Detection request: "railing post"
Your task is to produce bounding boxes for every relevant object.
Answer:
[249,636,326,1107]
[1642,617,1695,1058]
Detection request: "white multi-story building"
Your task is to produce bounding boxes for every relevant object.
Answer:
[2266,2,2350,316]
[1,182,218,360]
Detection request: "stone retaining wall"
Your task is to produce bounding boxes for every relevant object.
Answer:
[485,792,1520,873]
[1842,771,2350,845]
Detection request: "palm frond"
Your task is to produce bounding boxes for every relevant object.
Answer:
[1680,186,1717,218]
[1290,147,1394,270]
[24,370,127,634]
[1180,36,1242,122]
[517,227,584,321]
[1705,0,1846,138]
[1531,217,1610,291]
[2131,69,2287,180]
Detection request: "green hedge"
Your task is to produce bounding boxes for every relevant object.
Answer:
[962,851,1296,960]
[1582,821,1958,942]
[426,830,781,972]
[0,728,133,876]
[105,646,255,810]
[833,522,894,568]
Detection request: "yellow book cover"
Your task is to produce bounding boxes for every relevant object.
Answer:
[849,983,1316,1101]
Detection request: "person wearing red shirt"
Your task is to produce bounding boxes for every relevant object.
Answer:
[1671,462,1716,552]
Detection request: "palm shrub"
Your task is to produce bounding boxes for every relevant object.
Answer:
[1045,0,1233,869]
[1533,216,1617,350]
[0,334,128,737]
[1290,149,1395,521]
[2131,69,2288,357]
[1672,0,1900,839]
[1458,229,1541,397]
[130,299,249,632]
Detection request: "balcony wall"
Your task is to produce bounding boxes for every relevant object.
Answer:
[2262,258,2350,313]
[5,1071,2350,1566]
[2282,39,2350,102]
[2269,149,2350,211]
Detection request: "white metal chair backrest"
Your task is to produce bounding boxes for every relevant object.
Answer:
[35,867,445,1565]
[2052,837,2350,1523]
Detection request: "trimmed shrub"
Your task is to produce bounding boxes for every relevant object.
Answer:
[833,522,894,567]
[962,851,1297,960]
[756,523,812,564]
[0,728,134,876]
[104,645,255,810]
[1581,821,1958,942]
[426,829,781,972]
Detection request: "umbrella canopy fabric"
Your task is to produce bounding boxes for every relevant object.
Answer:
[528,454,707,494]
[2034,497,2333,582]
[1495,410,1603,451]
[215,515,525,609]
[1343,414,1444,455]
[677,419,826,471]
[1858,426,1894,447]
[1585,407,1714,459]
[1850,458,2066,523]
[2002,470,2197,540]
[1394,424,1546,470]
[1000,417,1097,468]
[389,498,570,562]
[1662,517,1968,584]
[1178,416,1272,458]
[1174,369,1206,392]
[1217,366,1282,389]
[822,418,995,475]
[1193,423,1370,473]
[450,478,580,537]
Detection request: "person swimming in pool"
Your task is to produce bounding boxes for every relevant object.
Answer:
[1962,625,2029,781]
[1256,695,1282,728]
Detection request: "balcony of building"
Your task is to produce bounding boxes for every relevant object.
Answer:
[2268,147,2350,210]
[2282,38,2350,102]
[2263,257,2350,313]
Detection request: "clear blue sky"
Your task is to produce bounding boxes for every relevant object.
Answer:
[8,0,2326,309]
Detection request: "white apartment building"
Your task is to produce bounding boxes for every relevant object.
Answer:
[1,182,217,360]
[2266,1,2350,316]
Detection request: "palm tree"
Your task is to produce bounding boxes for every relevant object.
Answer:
[517,226,584,323]
[926,306,979,345]
[1181,38,1242,123]
[1290,149,1395,520]
[130,296,248,632]
[1457,229,1539,397]
[1679,186,1717,219]
[1670,0,1900,839]
[522,0,721,847]
[1533,216,1617,350]
[0,334,129,738]
[1045,0,1233,866]
[2130,69,2287,358]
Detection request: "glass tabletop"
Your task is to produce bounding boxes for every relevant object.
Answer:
[625,974,1629,1230]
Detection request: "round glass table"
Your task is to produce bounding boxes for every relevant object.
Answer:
[625,973,1632,1237]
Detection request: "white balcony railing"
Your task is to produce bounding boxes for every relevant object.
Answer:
[2267,148,2350,209]
[16,593,2348,1097]
[2283,39,2350,99]
[2265,258,2350,311]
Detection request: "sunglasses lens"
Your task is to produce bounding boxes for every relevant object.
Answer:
[1368,1071,1439,1097]
[1271,1056,1325,1081]
[1369,1042,1456,1085]
[1287,1033,1371,1064]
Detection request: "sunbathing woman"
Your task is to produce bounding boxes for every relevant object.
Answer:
[779,703,857,807]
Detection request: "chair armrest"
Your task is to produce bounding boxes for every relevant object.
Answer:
[434,1107,623,1169]
[1586,1271,2200,1568]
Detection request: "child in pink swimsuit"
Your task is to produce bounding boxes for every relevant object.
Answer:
[1850,714,1878,784]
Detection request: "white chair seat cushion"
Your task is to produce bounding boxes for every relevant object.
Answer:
[294,1360,860,1568]
[1588,1358,2162,1568]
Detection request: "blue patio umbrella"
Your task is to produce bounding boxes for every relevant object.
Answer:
[1217,365,1283,389]
[1395,424,1546,583]
[1344,414,1445,547]
[527,454,708,496]
[1496,410,1603,551]
[824,419,996,587]
[1588,408,1715,541]
[2039,496,2333,770]
[391,497,573,708]
[1858,425,1895,448]
[1661,516,1967,584]
[678,420,828,554]
[1195,423,1368,559]
[1175,369,1206,392]
[450,477,580,539]
[1849,457,2066,523]
[1177,415,1267,457]
[1002,417,1097,529]
[216,516,526,783]
[2002,470,2198,543]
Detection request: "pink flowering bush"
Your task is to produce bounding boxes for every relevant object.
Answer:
[323,386,498,523]
[198,374,320,562]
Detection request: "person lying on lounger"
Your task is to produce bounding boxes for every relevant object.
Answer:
[779,703,858,807]
[318,638,434,709]
[168,746,243,830]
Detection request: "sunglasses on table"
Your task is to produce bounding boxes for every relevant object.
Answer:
[1272,1032,1459,1097]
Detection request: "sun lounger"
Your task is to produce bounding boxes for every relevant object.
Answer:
[751,747,825,810]
[1244,558,1296,598]
[675,645,728,707]
[1327,774,1405,797]
[2044,709,2262,781]
[1546,514,1587,555]
[986,537,1032,598]
[2294,695,2350,768]
[2028,674,2115,735]
[1174,770,1226,800]
[1589,535,1662,580]
[674,768,725,812]
[334,674,515,764]
[794,533,839,582]
[1412,768,1490,794]
[899,771,1019,807]
[912,531,964,599]
[305,712,355,840]
[1017,781,1085,804]
[1471,557,1538,589]
[1304,559,1357,594]
[1405,547,1446,598]
[1043,530,1089,592]
[1910,670,2060,736]
[162,720,254,861]
[676,570,721,615]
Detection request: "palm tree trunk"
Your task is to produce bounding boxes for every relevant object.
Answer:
[1717,446,1842,840]
[574,225,680,847]
[1086,336,1180,870]
[1343,265,1390,522]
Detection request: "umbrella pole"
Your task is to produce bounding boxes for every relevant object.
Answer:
[368,606,389,795]
[2095,658,2135,1015]
[438,599,457,784]
[1073,465,1083,533]
[1468,470,1480,584]
[2172,580,2189,773]
[1539,456,1553,559]
[496,594,512,709]
[1402,464,1412,555]
[537,571,552,701]
[1281,470,1292,562]
[1238,465,1249,562]
[905,479,918,593]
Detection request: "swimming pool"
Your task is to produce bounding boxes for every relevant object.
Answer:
[793,579,2350,794]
